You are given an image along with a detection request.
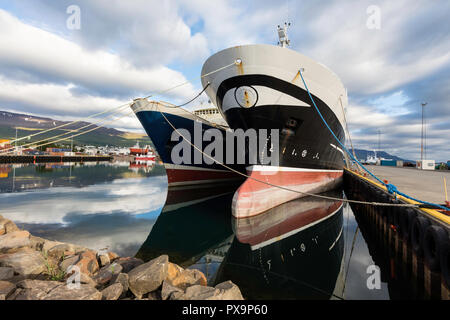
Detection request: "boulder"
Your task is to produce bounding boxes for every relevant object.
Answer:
[47,243,86,258]
[6,274,27,285]
[173,285,217,300]
[42,240,64,253]
[128,255,169,299]
[6,288,23,300]
[171,281,244,300]
[43,284,102,300]
[74,250,99,276]
[161,280,184,300]
[107,252,119,262]
[59,255,80,273]
[0,281,16,300]
[0,218,19,235]
[0,267,14,280]
[13,280,62,300]
[79,272,97,287]
[146,290,162,300]
[0,251,46,276]
[101,283,123,300]
[113,273,129,296]
[0,231,31,253]
[97,253,110,267]
[93,262,123,286]
[170,268,208,290]
[167,262,183,282]
[18,279,62,291]
[214,281,244,300]
[29,236,46,251]
[116,257,144,273]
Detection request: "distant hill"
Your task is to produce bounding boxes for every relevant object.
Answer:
[0,110,152,148]
[351,148,412,163]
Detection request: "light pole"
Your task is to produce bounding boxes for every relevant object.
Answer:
[421,102,427,164]
[377,130,381,160]
[15,128,18,155]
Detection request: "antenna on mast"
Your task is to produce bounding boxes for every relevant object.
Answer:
[277,22,291,48]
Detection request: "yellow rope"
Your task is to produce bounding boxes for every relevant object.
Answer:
[154,102,421,208]
[444,177,448,202]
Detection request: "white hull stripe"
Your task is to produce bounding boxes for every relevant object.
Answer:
[163,193,230,213]
[246,165,343,173]
[328,225,344,251]
[164,163,231,172]
[330,144,344,155]
[168,177,242,186]
[250,203,344,251]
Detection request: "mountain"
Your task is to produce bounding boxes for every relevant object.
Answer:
[0,110,412,161]
[351,148,412,163]
[0,110,152,148]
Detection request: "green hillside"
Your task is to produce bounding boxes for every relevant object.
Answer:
[0,111,153,148]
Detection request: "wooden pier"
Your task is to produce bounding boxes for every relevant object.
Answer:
[362,165,450,205]
[0,155,112,164]
[344,167,450,299]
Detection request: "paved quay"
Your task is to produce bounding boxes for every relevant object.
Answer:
[363,165,450,205]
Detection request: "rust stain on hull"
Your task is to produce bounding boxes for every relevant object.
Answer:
[236,61,244,75]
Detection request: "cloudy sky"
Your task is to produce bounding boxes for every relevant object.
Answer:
[0,0,448,161]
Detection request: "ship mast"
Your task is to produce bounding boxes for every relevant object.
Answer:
[277,22,291,48]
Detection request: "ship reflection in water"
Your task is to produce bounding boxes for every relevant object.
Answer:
[135,182,240,282]
[0,162,414,299]
[136,182,346,299]
[221,191,345,299]
[0,162,168,256]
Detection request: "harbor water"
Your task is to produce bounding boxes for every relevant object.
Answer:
[0,161,423,299]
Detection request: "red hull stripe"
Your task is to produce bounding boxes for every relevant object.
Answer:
[233,168,343,218]
[166,167,241,186]
[236,201,343,248]
[239,169,342,193]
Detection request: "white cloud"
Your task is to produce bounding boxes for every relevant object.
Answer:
[9,0,211,68]
[0,75,144,131]
[0,1,448,160]
[295,0,450,95]
[179,0,287,50]
[346,104,394,129]
[0,176,168,225]
[0,8,197,102]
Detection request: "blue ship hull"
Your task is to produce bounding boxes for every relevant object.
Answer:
[134,107,245,186]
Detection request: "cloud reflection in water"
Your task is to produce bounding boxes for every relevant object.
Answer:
[0,164,168,257]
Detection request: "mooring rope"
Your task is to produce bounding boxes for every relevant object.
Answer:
[7,102,132,145]
[342,225,359,296]
[1,103,131,154]
[6,61,237,153]
[154,101,429,208]
[4,108,134,153]
[297,69,449,211]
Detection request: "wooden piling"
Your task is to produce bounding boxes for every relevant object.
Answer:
[344,168,449,299]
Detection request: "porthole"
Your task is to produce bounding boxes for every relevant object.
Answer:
[234,86,258,108]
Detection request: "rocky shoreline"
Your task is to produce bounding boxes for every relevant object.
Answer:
[0,215,243,300]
